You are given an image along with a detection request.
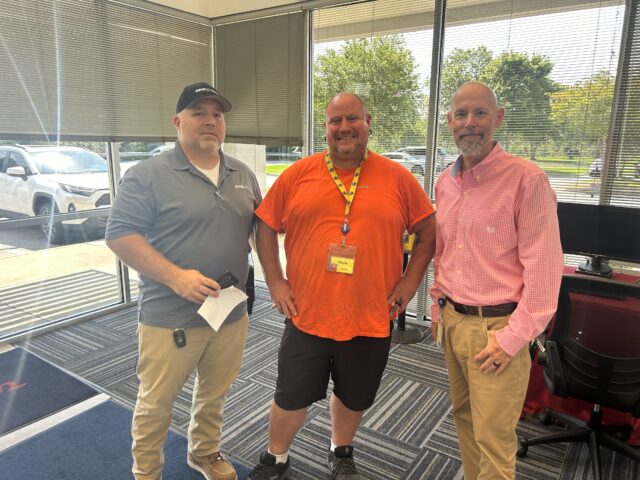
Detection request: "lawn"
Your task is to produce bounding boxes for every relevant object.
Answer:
[266,156,638,187]
[535,156,593,176]
[266,164,291,175]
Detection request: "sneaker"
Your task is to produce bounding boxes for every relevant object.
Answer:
[327,446,361,479]
[248,451,291,480]
[187,451,237,480]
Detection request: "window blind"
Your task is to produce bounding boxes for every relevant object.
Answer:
[0,0,211,141]
[215,12,304,146]
[603,0,640,208]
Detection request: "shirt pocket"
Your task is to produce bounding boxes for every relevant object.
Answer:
[467,209,517,256]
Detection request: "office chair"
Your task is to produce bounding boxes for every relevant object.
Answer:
[517,274,640,480]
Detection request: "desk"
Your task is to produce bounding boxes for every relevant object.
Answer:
[522,267,640,446]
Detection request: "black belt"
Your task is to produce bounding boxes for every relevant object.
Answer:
[446,297,517,317]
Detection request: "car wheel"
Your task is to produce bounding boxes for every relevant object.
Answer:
[411,165,424,176]
[38,201,66,244]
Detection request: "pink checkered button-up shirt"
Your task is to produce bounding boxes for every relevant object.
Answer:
[430,144,564,356]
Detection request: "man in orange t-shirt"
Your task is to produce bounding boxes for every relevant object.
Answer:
[248,92,436,480]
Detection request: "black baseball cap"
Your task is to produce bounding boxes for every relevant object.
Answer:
[176,82,232,113]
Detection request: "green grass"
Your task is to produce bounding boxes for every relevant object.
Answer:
[534,156,594,176]
[540,164,590,175]
[266,164,291,175]
[265,156,639,188]
[536,156,593,164]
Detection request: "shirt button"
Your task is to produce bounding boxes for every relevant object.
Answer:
[456,270,461,274]
[476,175,480,180]
[463,191,468,196]
[458,244,463,248]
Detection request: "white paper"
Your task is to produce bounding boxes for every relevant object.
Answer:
[197,286,248,331]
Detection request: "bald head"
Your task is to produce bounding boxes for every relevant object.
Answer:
[451,81,498,110]
[325,92,368,118]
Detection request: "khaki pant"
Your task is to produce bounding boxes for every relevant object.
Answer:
[131,315,248,479]
[442,302,530,480]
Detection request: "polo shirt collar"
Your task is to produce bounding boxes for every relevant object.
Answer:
[171,142,237,176]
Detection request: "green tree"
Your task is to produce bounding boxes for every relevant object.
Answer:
[438,48,556,159]
[313,35,424,152]
[439,46,493,112]
[437,46,493,153]
[550,71,614,157]
[480,51,556,159]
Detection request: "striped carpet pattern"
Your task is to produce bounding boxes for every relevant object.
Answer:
[18,283,639,479]
[0,270,137,338]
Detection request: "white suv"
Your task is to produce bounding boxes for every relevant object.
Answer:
[0,145,111,243]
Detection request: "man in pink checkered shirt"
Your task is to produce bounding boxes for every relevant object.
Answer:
[430,81,564,480]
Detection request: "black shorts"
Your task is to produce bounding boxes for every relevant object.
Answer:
[274,319,392,411]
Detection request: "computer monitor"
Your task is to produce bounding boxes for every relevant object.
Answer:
[557,202,640,277]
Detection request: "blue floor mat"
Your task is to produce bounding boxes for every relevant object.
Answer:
[0,400,251,479]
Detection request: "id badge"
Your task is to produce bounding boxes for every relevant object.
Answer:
[326,243,357,274]
[403,232,415,253]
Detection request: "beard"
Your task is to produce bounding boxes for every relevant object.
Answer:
[456,131,485,156]
[329,136,365,160]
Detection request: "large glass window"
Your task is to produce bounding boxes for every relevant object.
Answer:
[0,139,179,340]
[0,0,211,341]
[438,1,632,275]
[0,141,113,340]
[313,1,434,176]
[312,1,437,319]
[2,0,638,339]
[438,1,626,205]
[312,0,632,318]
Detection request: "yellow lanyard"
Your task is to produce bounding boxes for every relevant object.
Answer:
[324,151,367,244]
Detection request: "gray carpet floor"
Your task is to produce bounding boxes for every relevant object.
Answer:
[18,283,640,479]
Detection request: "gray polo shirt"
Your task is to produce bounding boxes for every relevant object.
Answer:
[106,143,261,329]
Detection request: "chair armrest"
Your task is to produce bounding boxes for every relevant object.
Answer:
[542,340,568,397]
[534,332,549,365]
[537,348,548,367]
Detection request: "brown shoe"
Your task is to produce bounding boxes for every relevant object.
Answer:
[187,451,237,480]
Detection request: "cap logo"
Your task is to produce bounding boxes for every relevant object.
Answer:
[177,82,231,113]
[195,87,218,95]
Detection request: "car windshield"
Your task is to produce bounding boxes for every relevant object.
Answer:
[31,150,107,174]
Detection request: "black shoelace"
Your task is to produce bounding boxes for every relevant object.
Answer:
[250,462,286,480]
[334,457,358,474]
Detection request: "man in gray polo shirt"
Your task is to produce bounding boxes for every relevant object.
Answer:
[106,82,261,480]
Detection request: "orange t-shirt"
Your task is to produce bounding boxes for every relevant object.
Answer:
[256,151,435,340]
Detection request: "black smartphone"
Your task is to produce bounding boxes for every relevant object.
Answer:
[173,328,186,348]
[216,271,239,290]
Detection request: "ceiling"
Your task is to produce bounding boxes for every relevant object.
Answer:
[142,0,305,19]
[140,0,620,42]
